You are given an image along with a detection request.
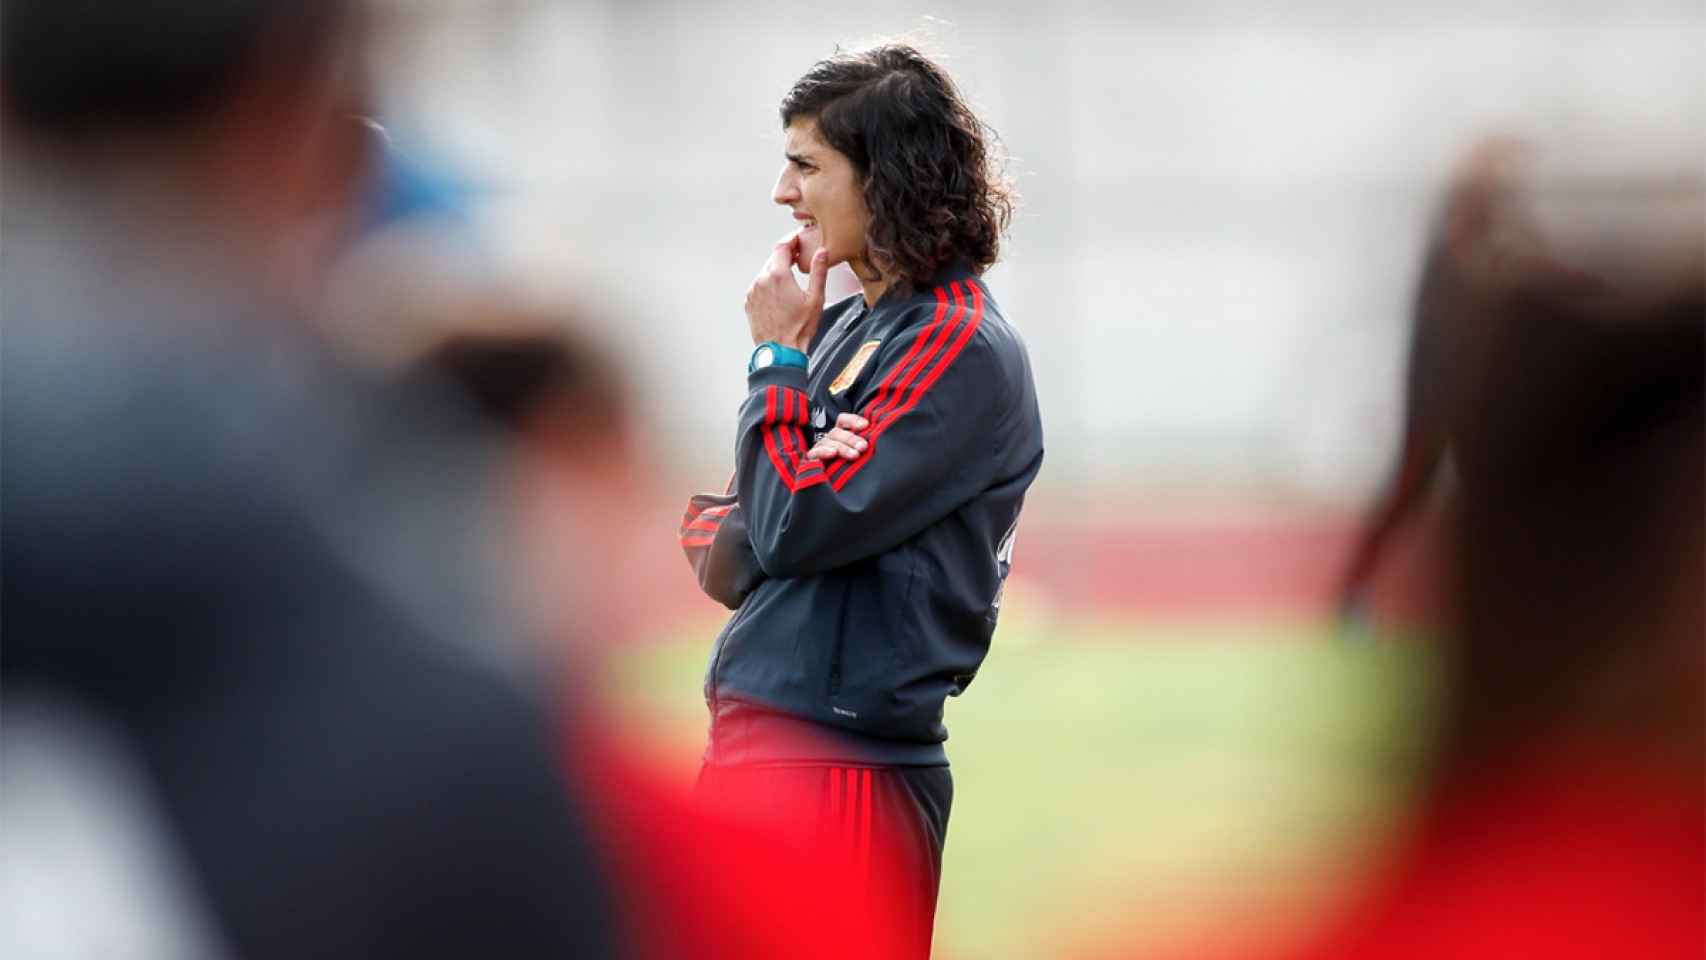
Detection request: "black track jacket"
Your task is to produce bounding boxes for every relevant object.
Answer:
[680,264,1043,760]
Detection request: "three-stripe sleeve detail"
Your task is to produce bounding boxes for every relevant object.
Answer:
[679,501,735,548]
[758,383,826,492]
[825,280,985,491]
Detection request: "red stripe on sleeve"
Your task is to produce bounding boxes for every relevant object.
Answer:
[794,423,828,488]
[861,282,982,447]
[791,424,815,460]
[759,385,809,490]
[777,419,804,481]
[680,501,731,531]
[767,389,817,490]
[830,282,984,492]
[857,286,950,427]
[867,281,965,431]
[867,283,962,426]
[681,504,734,544]
[827,282,966,481]
[758,384,829,496]
[761,422,797,491]
[683,517,724,533]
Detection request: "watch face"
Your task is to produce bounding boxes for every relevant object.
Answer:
[753,346,775,369]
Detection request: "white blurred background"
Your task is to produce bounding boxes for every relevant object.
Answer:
[365,0,1704,503]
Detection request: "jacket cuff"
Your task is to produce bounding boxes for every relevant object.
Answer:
[747,364,809,392]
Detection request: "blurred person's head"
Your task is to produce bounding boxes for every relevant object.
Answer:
[2,0,373,299]
[410,318,634,487]
[1426,136,1705,778]
[403,312,647,657]
[774,42,1014,298]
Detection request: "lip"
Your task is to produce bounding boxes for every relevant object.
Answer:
[793,212,818,226]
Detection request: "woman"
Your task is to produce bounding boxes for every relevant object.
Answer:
[679,43,1042,957]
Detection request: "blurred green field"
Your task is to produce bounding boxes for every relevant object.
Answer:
[600,614,1439,959]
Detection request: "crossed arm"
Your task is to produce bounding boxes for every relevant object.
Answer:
[683,279,1001,598]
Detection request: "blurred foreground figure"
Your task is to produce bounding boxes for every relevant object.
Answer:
[1,2,613,956]
[1305,139,1703,958]
[1334,139,1529,629]
[410,321,923,959]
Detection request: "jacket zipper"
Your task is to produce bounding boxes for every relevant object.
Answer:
[809,303,867,380]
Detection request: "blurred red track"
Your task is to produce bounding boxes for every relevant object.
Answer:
[1017,521,1357,618]
[637,500,1444,632]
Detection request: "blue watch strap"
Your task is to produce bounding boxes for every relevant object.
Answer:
[749,342,809,373]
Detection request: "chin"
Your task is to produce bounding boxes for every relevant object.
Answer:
[798,230,833,265]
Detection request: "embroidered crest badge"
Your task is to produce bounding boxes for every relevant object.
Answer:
[829,340,882,396]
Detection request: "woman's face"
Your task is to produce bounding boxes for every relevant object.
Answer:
[772,118,871,274]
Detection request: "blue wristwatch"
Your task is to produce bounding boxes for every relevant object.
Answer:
[748,341,809,373]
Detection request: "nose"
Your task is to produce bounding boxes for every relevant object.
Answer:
[772,163,799,207]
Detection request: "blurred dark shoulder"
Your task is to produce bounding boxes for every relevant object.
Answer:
[1,175,614,958]
[2,171,512,688]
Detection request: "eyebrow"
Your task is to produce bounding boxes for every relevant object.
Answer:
[785,151,816,166]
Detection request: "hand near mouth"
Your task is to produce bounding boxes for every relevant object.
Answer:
[788,225,811,271]
[746,232,829,351]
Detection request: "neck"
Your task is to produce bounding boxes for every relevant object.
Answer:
[851,256,892,306]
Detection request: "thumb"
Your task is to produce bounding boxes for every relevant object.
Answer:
[805,250,830,310]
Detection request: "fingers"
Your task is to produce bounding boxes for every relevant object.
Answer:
[835,412,868,431]
[806,439,859,461]
[827,426,867,452]
[805,426,867,461]
[766,232,801,275]
[804,249,829,311]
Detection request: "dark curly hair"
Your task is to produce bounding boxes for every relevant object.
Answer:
[780,43,1014,296]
